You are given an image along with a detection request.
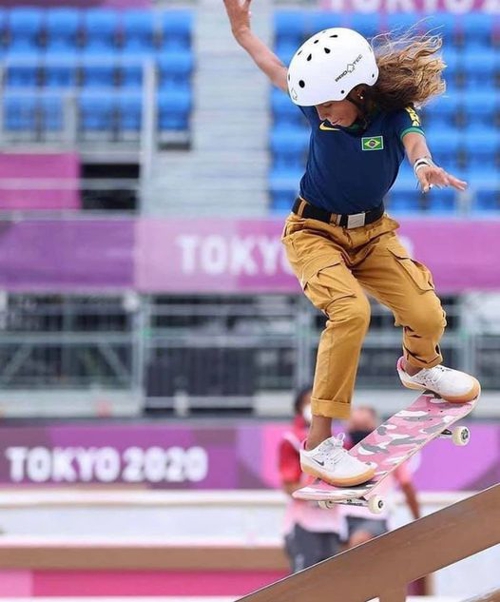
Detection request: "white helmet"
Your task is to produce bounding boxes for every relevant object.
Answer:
[287,28,379,106]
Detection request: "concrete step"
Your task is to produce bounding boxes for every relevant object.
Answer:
[149,177,267,192]
[152,153,268,178]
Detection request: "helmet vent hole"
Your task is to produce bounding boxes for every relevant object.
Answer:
[330,34,338,38]
[307,54,312,61]
[299,80,305,88]
[313,39,319,44]
[324,47,331,54]
[341,90,345,94]
[297,50,302,55]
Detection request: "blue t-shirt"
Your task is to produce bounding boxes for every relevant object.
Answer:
[298,104,424,214]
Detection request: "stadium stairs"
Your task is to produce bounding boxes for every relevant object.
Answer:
[144,0,271,217]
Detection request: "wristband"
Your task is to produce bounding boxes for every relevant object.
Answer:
[413,156,434,175]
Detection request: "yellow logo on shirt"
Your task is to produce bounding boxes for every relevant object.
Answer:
[405,106,421,127]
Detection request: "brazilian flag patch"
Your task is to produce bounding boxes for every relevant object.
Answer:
[361,136,384,151]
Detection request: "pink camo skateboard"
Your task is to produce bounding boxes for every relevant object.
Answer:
[293,390,479,514]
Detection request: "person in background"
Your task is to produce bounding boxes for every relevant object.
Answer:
[342,405,420,548]
[278,386,346,572]
[342,405,428,594]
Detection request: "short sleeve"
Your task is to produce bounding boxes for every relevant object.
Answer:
[278,439,302,483]
[392,105,425,141]
[299,105,319,127]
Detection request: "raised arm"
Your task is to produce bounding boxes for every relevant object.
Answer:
[223,0,288,92]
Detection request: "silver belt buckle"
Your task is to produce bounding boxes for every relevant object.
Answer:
[346,212,366,229]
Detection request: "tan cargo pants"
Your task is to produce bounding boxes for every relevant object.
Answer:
[282,210,446,420]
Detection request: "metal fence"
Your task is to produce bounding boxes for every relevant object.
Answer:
[0,292,498,416]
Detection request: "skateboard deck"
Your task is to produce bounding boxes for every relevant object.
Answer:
[293,390,479,514]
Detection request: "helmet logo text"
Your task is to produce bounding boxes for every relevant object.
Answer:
[335,54,363,82]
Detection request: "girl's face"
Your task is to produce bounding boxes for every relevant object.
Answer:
[315,98,360,128]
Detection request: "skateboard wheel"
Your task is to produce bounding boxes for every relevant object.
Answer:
[368,495,385,515]
[318,500,336,510]
[452,426,470,446]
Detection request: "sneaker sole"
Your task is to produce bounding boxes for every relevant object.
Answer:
[301,461,376,488]
[401,377,481,404]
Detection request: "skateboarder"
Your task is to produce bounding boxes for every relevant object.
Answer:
[278,387,345,572]
[223,0,480,487]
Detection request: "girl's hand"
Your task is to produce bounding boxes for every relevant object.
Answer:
[223,0,252,38]
[416,164,468,193]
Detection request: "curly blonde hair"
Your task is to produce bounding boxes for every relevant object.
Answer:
[367,31,446,111]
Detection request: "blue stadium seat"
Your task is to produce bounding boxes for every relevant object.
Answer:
[310,11,344,33]
[270,88,305,129]
[425,126,462,169]
[443,46,461,79]
[426,13,459,45]
[385,12,421,33]
[43,50,78,89]
[347,13,382,39]
[427,189,456,214]
[82,9,119,52]
[78,90,117,133]
[45,9,81,51]
[274,42,297,66]
[467,165,500,213]
[41,94,64,132]
[464,128,499,170]
[474,189,499,212]
[271,196,295,214]
[118,50,155,87]
[0,9,7,52]
[462,48,498,87]
[274,11,305,48]
[117,92,142,132]
[157,89,192,131]
[4,53,41,88]
[3,93,37,131]
[159,10,193,52]
[461,92,498,127]
[122,9,156,52]
[460,12,495,49]
[7,8,43,52]
[157,52,193,91]
[422,94,460,128]
[270,127,309,171]
[80,53,116,88]
[3,92,63,134]
[386,190,422,214]
[269,168,301,212]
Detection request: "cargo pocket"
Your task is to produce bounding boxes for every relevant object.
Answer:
[300,257,355,313]
[387,241,435,292]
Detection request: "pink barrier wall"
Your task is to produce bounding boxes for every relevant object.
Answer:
[0,1,151,6]
[0,569,284,597]
[0,152,81,211]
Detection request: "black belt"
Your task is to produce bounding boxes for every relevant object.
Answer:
[292,198,385,229]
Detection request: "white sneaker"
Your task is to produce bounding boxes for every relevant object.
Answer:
[397,357,480,403]
[300,434,376,487]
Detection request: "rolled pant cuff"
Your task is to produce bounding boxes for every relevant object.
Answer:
[404,349,443,370]
[311,397,351,420]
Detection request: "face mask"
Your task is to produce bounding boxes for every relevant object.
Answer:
[349,429,371,445]
[302,405,312,424]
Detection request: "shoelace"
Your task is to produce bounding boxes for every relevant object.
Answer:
[318,434,353,468]
[418,365,450,388]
